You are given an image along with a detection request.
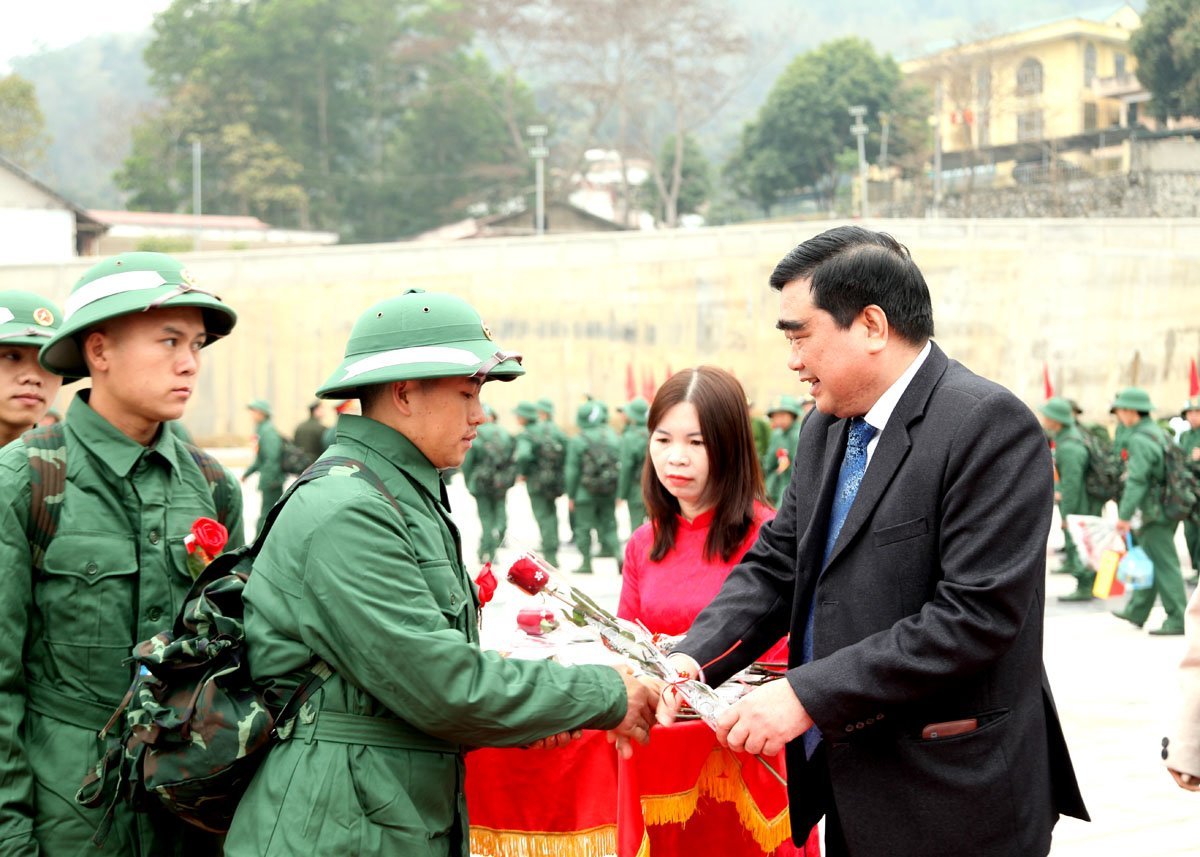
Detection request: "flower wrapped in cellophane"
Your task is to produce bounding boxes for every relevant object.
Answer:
[506,551,784,784]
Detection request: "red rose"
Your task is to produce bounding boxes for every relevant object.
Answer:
[776,448,787,459]
[517,607,558,636]
[507,557,550,596]
[190,517,228,557]
[475,563,497,606]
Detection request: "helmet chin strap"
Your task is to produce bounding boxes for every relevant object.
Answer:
[472,350,523,379]
[145,282,223,311]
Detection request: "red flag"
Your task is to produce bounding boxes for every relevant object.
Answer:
[641,368,656,401]
[625,363,636,401]
[1190,358,1199,398]
[1043,363,1054,400]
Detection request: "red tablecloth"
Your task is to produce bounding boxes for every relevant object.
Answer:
[466,720,820,857]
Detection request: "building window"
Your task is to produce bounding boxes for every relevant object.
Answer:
[1017,110,1044,141]
[1115,53,1127,77]
[1017,58,1044,95]
[1084,43,1097,85]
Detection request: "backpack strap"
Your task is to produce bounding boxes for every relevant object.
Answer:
[22,422,68,574]
[181,441,235,529]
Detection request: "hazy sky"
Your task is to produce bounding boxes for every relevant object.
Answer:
[0,0,169,72]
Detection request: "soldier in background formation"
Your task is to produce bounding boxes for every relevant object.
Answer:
[617,396,650,530]
[1041,397,1105,602]
[462,403,515,562]
[538,397,573,545]
[0,290,65,446]
[242,398,284,535]
[763,394,803,508]
[1180,397,1200,585]
[293,400,327,465]
[566,399,622,573]
[1110,387,1188,636]
[0,251,244,854]
[514,400,565,567]
[748,399,771,460]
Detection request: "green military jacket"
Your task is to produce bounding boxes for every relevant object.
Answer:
[1180,427,1200,467]
[226,415,625,857]
[565,424,621,502]
[1053,424,1102,517]
[1118,417,1167,524]
[616,423,650,503]
[751,414,771,460]
[763,420,802,507]
[0,393,244,856]
[245,418,284,490]
[293,416,327,463]
[460,421,514,498]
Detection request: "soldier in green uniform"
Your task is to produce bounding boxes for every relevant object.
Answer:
[0,291,65,446]
[617,396,650,531]
[1178,397,1200,584]
[1041,397,1104,601]
[537,396,572,545]
[763,394,803,508]
[225,290,655,857]
[293,400,327,465]
[243,398,285,535]
[461,403,515,562]
[1110,387,1189,636]
[749,400,771,460]
[0,251,244,856]
[565,399,622,573]
[514,401,563,566]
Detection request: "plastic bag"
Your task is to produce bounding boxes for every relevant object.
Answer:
[1116,533,1155,590]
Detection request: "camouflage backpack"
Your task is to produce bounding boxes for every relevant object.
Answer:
[527,424,566,497]
[470,431,517,497]
[73,456,400,840]
[1076,428,1123,504]
[1158,439,1200,523]
[579,432,620,496]
[279,435,314,476]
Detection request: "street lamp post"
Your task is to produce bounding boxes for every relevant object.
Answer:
[849,105,869,220]
[191,138,202,252]
[527,125,549,235]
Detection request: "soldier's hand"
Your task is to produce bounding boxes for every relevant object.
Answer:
[1192,447,1200,462]
[775,455,789,474]
[606,666,657,759]
[524,729,582,751]
[1115,519,1132,537]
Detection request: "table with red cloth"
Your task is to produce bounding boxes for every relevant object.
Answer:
[466,719,820,857]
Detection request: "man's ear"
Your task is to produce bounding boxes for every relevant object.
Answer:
[391,381,413,415]
[860,305,889,355]
[82,329,109,375]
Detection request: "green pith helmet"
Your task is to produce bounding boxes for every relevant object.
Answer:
[317,289,523,399]
[619,396,649,425]
[39,252,236,378]
[514,401,539,421]
[1110,387,1155,414]
[0,290,64,349]
[1181,396,1200,417]
[247,399,272,417]
[1039,397,1075,426]
[576,399,608,428]
[766,394,802,417]
[535,397,555,416]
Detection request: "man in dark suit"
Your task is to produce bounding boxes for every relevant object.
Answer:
[656,226,1088,857]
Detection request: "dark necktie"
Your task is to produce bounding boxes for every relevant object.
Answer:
[802,417,877,758]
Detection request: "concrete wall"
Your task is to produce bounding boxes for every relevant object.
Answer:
[3,217,1199,443]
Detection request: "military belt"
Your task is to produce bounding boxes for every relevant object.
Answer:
[25,680,116,734]
[296,710,461,755]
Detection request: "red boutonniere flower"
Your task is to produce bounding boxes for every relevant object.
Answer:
[183,517,229,579]
[507,557,551,596]
[475,563,497,606]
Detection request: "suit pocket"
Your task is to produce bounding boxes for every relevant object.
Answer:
[873,516,928,547]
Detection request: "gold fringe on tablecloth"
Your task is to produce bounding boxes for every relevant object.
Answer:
[470,824,617,857]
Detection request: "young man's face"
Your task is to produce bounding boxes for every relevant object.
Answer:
[769,411,795,431]
[402,376,486,470]
[1187,409,1200,430]
[0,344,62,439]
[87,307,207,426]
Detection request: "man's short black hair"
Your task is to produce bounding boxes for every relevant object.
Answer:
[769,226,934,344]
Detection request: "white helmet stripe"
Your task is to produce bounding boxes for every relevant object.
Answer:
[65,271,168,320]
[339,345,484,380]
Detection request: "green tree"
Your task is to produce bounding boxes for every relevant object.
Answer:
[1131,0,1200,123]
[725,37,922,214]
[643,135,712,223]
[0,74,50,169]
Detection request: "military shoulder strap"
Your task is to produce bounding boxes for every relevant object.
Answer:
[22,422,68,573]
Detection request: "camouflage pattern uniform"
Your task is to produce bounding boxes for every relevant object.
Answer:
[565,400,622,573]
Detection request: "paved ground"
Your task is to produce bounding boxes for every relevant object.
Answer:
[230,459,1198,856]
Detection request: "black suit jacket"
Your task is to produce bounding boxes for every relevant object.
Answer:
[681,343,1088,857]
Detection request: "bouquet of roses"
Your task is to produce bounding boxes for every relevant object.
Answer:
[506,551,784,784]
